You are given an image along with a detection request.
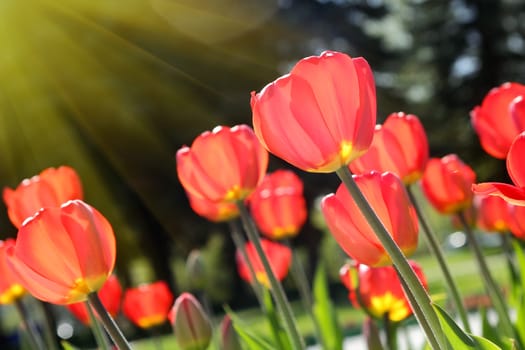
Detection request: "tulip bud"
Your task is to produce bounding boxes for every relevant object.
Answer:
[186,250,206,290]
[170,293,212,350]
[220,315,242,350]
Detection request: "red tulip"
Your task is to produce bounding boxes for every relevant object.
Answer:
[176,125,268,203]
[421,155,476,214]
[6,200,116,304]
[507,205,525,240]
[236,239,292,288]
[321,172,418,267]
[0,239,25,304]
[470,82,525,159]
[474,196,511,233]
[249,170,307,240]
[251,50,376,173]
[186,190,239,222]
[511,96,525,131]
[3,166,83,228]
[123,281,174,329]
[67,275,122,325]
[340,260,428,322]
[350,112,429,184]
[169,293,212,350]
[473,132,525,206]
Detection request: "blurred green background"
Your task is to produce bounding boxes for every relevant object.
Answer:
[0,0,524,313]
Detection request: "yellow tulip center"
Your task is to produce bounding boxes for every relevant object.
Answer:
[137,314,166,329]
[255,272,270,289]
[369,292,410,322]
[339,141,354,165]
[224,185,251,202]
[0,284,25,304]
[271,225,298,240]
[493,220,508,232]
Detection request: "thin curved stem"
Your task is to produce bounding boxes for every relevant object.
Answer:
[336,167,444,350]
[407,185,471,332]
[14,298,45,350]
[87,292,132,350]
[228,220,264,303]
[236,201,305,350]
[37,300,60,350]
[284,240,326,349]
[86,299,111,350]
[459,212,520,347]
[383,312,398,350]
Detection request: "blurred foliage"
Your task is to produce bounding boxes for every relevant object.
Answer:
[0,0,524,307]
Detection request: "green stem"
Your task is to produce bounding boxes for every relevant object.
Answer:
[336,167,444,350]
[383,312,398,350]
[407,185,471,332]
[228,220,264,303]
[87,292,132,350]
[86,299,111,350]
[236,201,305,350]
[458,212,519,346]
[14,298,45,350]
[284,240,326,349]
[37,300,60,350]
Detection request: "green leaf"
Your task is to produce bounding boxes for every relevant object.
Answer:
[312,261,343,350]
[515,292,525,347]
[261,288,292,350]
[225,307,275,350]
[433,303,475,349]
[480,307,502,345]
[472,336,506,350]
[512,240,525,290]
[60,341,81,350]
[433,303,502,350]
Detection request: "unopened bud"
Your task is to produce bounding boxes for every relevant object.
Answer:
[220,315,242,350]
[170,293,212,350]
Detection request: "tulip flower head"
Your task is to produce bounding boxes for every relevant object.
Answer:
[3,166,83,228]
[251,50,376,173]
[176,125,268,203]
[471,82,525,159]
[249,169,307,240]
[170,292,212,350]
[340,261,428,322]
[473,131,525,206]
[350,112,429,184]
[7,200,116,304]
[67,275,122,325]
[186,190,239,222]
[236,239,292,288]
[421,155,476,214]
[321,171,419,267]
[0,239,25,304]
[123,281,174,329]
[474,195,511,233]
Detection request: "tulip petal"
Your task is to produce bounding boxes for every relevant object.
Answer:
[7,247,73,303]
[14,209,82,288]
[321,193,386,266]
[507,132,525,188]
[472,182,525,206]
[60,201,116,289]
